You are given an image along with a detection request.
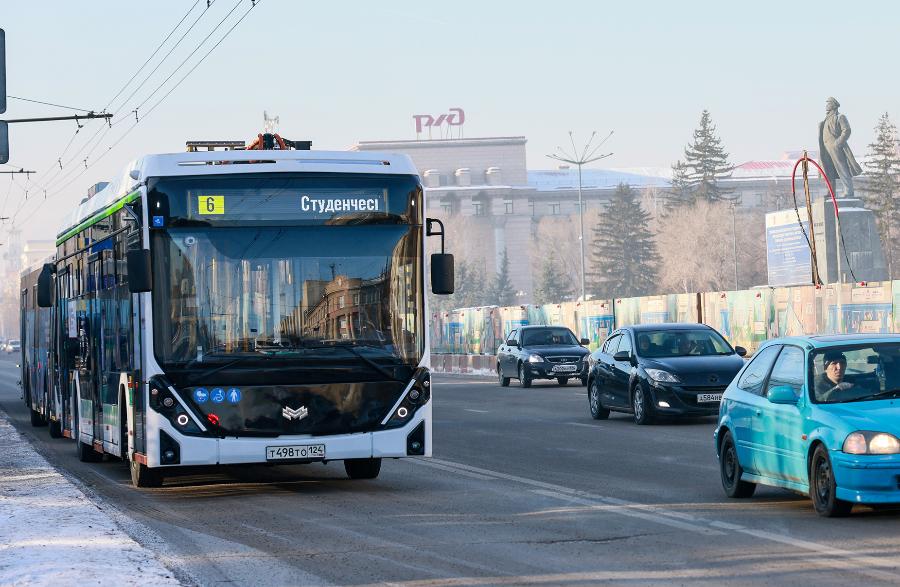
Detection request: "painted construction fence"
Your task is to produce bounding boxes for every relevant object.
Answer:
[432,282,899,374]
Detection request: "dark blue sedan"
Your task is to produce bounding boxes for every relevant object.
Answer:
[586,324,746,424]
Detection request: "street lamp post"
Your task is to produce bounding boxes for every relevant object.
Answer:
[547,131,613,301]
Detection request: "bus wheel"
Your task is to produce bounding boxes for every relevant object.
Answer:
[344,458,382,480]
[48,418,63,438]
[76,438,102,463]
[30,408,46,427]
[130,459,164,488]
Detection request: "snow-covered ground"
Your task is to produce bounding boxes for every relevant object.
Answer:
[0,410,181,586]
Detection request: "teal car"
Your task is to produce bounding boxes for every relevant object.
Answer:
[714,334,900,517]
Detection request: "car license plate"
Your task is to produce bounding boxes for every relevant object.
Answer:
[553,364,578,372]
[697,393,723,403]
[266,444,326,461]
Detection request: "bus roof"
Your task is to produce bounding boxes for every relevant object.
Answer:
[58,149,419,240]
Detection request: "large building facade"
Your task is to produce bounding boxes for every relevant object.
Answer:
[355,136,882,301]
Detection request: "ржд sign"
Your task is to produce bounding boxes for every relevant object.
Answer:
[413,107,465,139]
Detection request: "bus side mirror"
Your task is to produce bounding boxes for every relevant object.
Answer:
[431,254,455,295]
[37,264,53,308]
[126,249,152,293]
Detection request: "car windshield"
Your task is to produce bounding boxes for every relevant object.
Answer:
[634,329,733,358]
[521,328,579,346]
[812,343,900,404]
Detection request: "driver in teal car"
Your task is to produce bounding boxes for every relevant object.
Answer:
[815,351,854,400]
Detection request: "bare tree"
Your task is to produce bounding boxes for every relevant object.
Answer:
[654,201,766,292]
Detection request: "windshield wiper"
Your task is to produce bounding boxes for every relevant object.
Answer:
[845,388,900,403]
[182,351,276,384]
[298,343,403,382]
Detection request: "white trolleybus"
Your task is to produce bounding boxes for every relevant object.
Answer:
[21,137,454,487]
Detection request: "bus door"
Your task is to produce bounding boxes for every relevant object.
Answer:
[56,266,73,434]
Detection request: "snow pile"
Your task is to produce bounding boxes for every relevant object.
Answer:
[0,411,180,586]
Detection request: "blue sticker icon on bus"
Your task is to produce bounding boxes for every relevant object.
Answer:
[193,388,209,404]
[227,388,241,404]
[211,388,225,404]
[152,215,165,227]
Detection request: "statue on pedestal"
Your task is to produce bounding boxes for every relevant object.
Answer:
[818,97,862,198]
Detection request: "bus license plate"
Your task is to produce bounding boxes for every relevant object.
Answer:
[266,444,326,461]
[697,393,722,403]
[553,364,578,372]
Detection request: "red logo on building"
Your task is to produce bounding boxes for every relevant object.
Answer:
[413,108,465,139]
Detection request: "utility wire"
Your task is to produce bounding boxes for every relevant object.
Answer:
[133,0,240,114]
[15,0,262,226]
[24,0,207,202]
[7,96,94,112]
[109,0,216,118]
[101,0,204,113]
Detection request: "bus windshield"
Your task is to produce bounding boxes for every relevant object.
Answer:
[149,176,423,385]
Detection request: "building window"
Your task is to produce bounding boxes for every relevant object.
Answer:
[473,201,485,216]
[440,201,452,215]
[503,199,514,214]
[339,317,347,330]
[353,293,359,305]
[549,202,561,215]
[529,199,536,217]
[339,295,345,309]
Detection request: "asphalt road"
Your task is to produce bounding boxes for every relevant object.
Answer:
[3,353,900,586]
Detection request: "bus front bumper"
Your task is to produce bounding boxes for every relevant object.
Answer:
[145,402,431,467]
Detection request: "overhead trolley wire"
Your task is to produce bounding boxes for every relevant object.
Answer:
[22,0,208,203]
[6,96,95,112]
[15,0,263,227]
[100,0,204,113]
[107,0,215,118]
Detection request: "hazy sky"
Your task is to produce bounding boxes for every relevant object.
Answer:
[3,0,900,241]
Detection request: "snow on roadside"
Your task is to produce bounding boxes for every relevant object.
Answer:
[0,410,181,586]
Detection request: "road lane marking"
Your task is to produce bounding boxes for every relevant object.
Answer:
[410,459,496,481]
[463,409,489,414]
[415,457,900,582]
[566,422,601,429]
[530,489,722,535]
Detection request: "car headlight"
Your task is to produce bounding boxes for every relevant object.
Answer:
[644,369,681,384]
[843,431,900,455]
[527,354,544,363]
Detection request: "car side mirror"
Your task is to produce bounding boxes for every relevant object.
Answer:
[767,385,799,405]
[506,339,517,347]
[580,338,590,346]
[735,346,747,357]
[37,263,54,308]
[613,350,631,362]
[126,249,152,293]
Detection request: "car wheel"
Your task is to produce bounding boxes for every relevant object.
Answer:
[810,445,852,517]
[589,379,610,420]
[632,386,653,425]
[518,363,532,388]
[48,418,63,439]
[345,458,382,479]
[557,377,569,385]
[719,430,756,498]
[497,364,510,387]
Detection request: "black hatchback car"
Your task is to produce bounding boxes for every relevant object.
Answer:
[586,323,746,424]
[496,326,591,387]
